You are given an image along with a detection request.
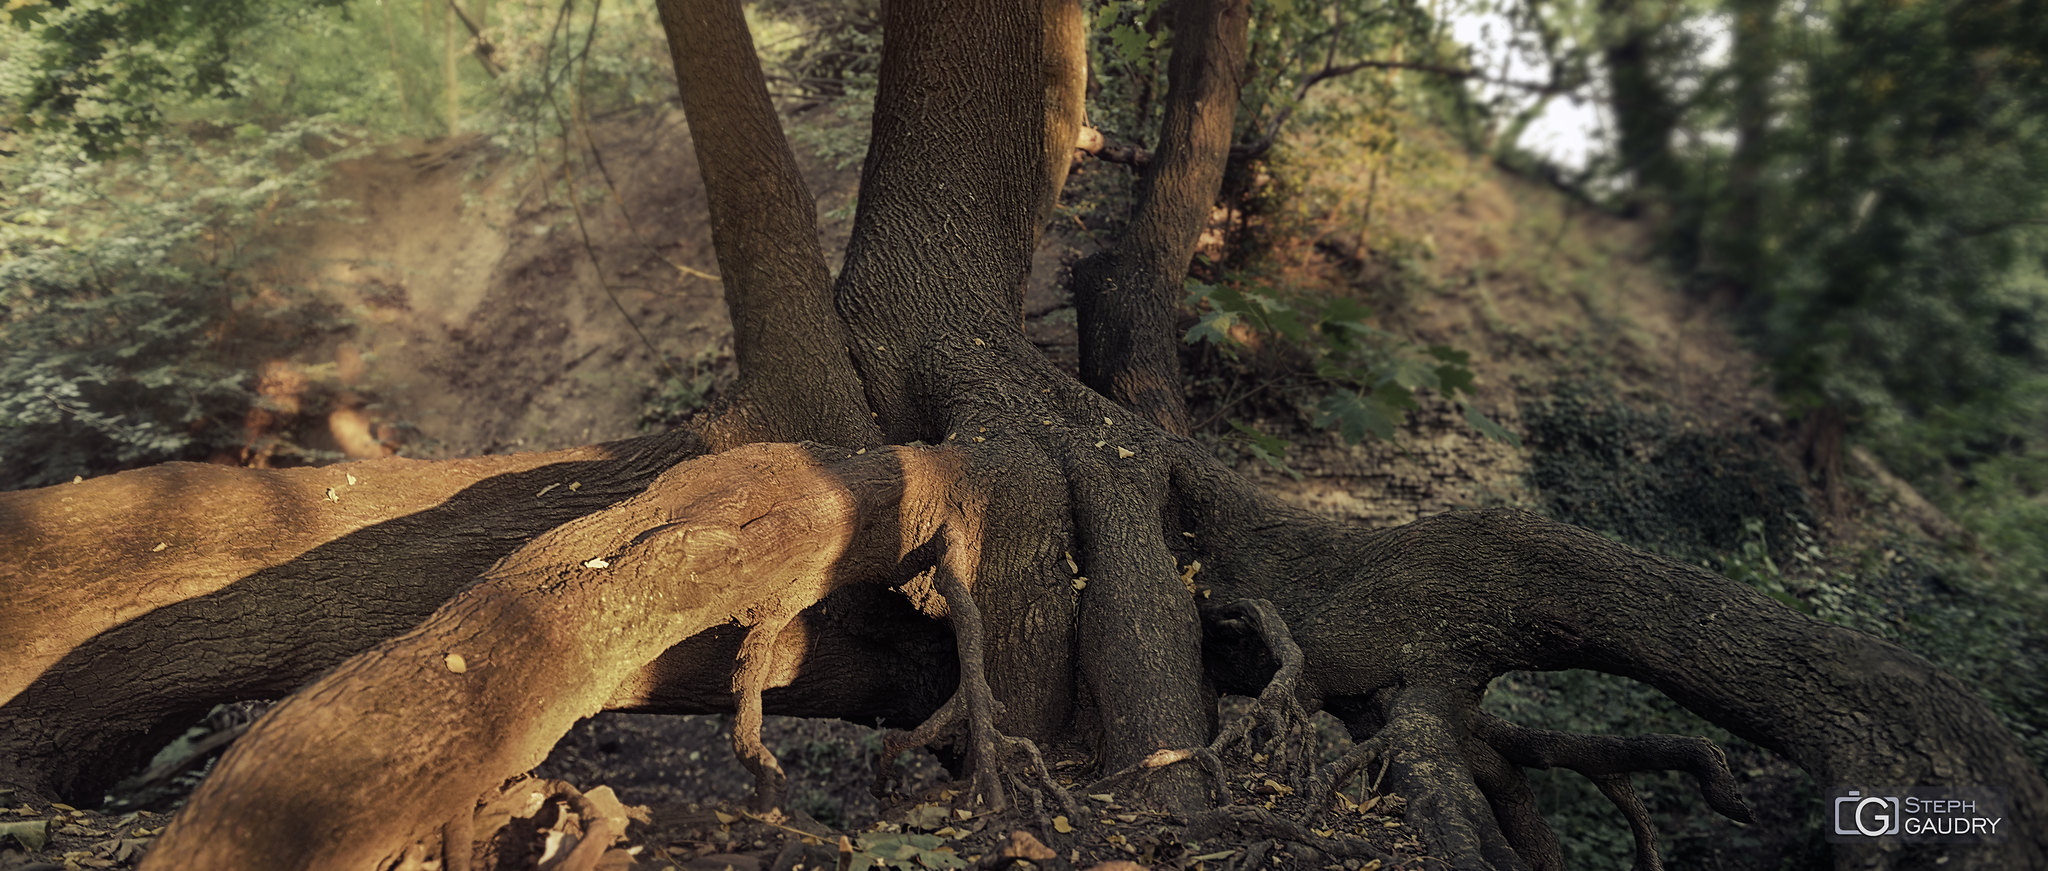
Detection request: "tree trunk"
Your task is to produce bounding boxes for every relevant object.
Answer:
[1600,0,1682,210]
[656,0,880,449]
[1713,0,1776,289]
[1072,0,1251,435]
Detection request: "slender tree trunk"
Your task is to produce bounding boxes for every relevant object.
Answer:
[1600,0,1681,210]
[1715,0,1776,288]
[444,2,461,135]
[1073,0,1251,435]
[655,0,879,449]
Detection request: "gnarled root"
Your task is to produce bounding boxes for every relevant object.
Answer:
[1315,686,1757,871]
[731,610,800,814]
[1201,598,1315,788]
[1470,712,1753,871]
[875,520,1078,825]
[1183,807,1394,868]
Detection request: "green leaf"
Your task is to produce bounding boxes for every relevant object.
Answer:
[1184,309,1243,345]
[1460,402,1522,446]
[1373,382,1420,411]
[1315,393,1400,443]
[1425,344,1470,366]
[1264,305,1309,343]
[1204,284,1250,314]
[6,2,50,27]
[1381,357,1441,392]
[1435,363,1476,397]
[1321,297,1373,325]
[1228,419,1302,480]
[1109,23,1147,60]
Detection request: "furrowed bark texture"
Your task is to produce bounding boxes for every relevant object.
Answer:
[139,444,969,870]
[0,431,705,798]
[7,1,2044,868]
[833,0,1086,439]
[1073,0,1250,435]
[657,0,878,448]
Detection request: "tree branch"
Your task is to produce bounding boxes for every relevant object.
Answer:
[443,0,503,78]
[1235,59,1570,163]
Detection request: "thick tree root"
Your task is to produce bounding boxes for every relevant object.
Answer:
[1471,713,1754,825]
[1469,711,1754,871]
[1089,598,1312,802]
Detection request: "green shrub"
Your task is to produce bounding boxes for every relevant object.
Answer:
[0,119,356,488]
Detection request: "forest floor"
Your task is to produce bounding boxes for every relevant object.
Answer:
[0,101,1967,871]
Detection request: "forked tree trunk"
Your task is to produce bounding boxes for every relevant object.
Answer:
[1,1,2043,870]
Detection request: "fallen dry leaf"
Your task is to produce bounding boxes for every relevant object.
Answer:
[1141,748,1193,768]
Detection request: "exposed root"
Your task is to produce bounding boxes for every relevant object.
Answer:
[1305,735,1389,819]
[1592,774,1663,871]
[1088,744,1230,800]
[1471,713,1755,824]
[1459,733,1562,871]
[932,546,1079,823]
[1184,806,1395,865]
[732,609,801,812]
[1201,598,1314,787]
[874,518,1078,825]
[875,690,967,800]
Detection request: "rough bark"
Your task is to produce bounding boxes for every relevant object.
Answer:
[832,0,1086,440]
[1170,451,2048,870]
[139,443,973,869]
[1073,0,1250,435]
[656,0,879,448]
[0,431,704,798]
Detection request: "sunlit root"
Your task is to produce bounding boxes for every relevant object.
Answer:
[731,609,801,813]
[429,777,642,871]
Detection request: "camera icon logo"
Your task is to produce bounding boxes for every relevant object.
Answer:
[1834,790,1902,837]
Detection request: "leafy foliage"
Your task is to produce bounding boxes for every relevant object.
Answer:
[2,0,350,156]
[1185,276,1516,461]
[842,832,970,871]
[0,117,358,488]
